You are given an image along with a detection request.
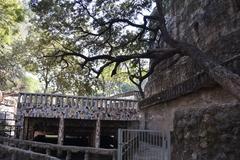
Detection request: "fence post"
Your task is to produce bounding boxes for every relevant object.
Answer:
[161,131,164,160]
[94,118,101,148]
[66,151,72,160]
[167,131,171,160]
[58,116,65,145]
[46,148,51,156]
[84,152,89,160]
[11,152,16,160]
[112,151,117,160]
[57,116,64,156]
[117,129,122,160]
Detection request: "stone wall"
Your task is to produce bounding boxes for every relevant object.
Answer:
[141,0,240,131]
[138,5,240,160]
[16,93,139,131]
[144,0,240,98]
[142,86,239,131]
[172,104,240,160]
[141,30,240,108]
[0,96,17,127]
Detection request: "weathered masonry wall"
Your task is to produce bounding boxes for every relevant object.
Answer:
[144,0,240,98]
[140,0,240,157]
[16,93,140,149]
[172,104,240,160]
[142,86,239,131]
[140,0,240,131]
[0,95,17,124]
[17,93,139,127]
[22,117,138,148]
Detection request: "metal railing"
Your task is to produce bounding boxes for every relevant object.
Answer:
[0,136,117,160]
[118,129,171,160]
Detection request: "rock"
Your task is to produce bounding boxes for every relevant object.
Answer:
[173,104,240,160]
[199,130,207,137]
[202,114,211,122]
[200,141,208,148]
[214,152,227,160]
[191,153,197,160]
[184,132,191,139]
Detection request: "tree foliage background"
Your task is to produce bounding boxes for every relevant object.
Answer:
[27,0,155,97]
[0,0,26,92]
[0,0,24,44]
[0,0,133,96]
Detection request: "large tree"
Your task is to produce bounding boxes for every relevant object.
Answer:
[30,0,240,99]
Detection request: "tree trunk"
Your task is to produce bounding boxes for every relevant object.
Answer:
[178,43,240,100]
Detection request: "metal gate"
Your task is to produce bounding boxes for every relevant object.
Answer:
[118,129,171,160]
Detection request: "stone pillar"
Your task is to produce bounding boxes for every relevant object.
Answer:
[0,90,3,101]
[94,118,101,148]
[22,118,29,140]
[140,112,148,130]
[66,151,72,160]
[19,127,24,140]
[84,152,89,160]
[17,94,24,140]
[58,116,64,145]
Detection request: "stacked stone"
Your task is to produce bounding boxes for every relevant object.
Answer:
[173,104,240,160]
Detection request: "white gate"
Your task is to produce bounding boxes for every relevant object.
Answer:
[118,129,171,160]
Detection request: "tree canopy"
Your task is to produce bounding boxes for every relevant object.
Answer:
[0,0,26,92]
[29,0,158,97]
[15,26,103,95]
[28,0,240,99]
[0,0,25,44]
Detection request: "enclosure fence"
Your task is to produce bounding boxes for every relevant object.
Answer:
[118,129,171,160]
